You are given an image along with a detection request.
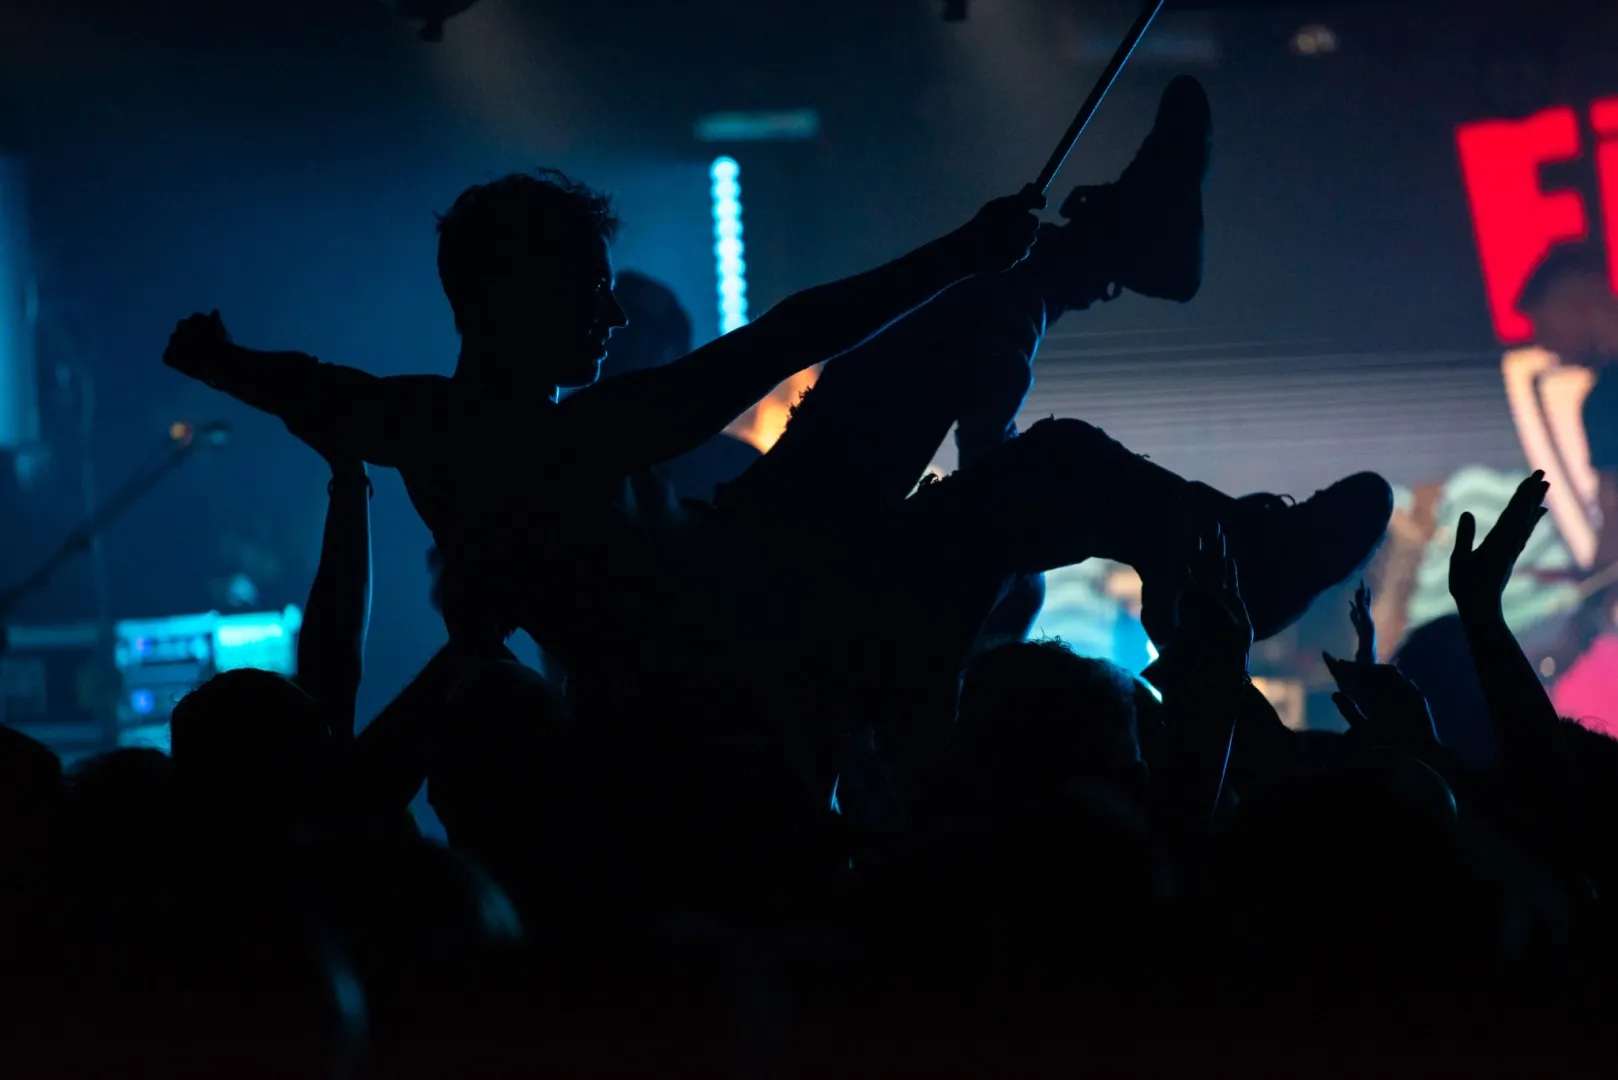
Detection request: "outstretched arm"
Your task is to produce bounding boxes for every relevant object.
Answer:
[1449,474,1573,802]
[163,312,434,468]
[1148,533,1251,837]
[554,192,1043,478]
[295,461,373,739]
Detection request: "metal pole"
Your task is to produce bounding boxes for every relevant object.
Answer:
[1031,0,1165,196]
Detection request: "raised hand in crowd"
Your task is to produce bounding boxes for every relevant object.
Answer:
[1450,471,1550,618]
[1151,528,1251,832]
[1325,653,1441,756]
[1350,580,1377,664]
[1447,473,1577,822]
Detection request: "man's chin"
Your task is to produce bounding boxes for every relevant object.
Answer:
[557,356,605,389]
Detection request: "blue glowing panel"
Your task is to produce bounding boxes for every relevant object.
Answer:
[212,607,303,675]
[695,109,820,143]
[117,724,172,754]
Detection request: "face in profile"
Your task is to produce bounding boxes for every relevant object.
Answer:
[1528,276,1605,365]
[493,234,629,391]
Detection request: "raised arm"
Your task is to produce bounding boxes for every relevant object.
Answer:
[346,644,471,816]
[163,311,433,468]
[1448,473,1572,801]
[294,458,373,740]
[553,191,1044,478]
[1147,532,1252,837]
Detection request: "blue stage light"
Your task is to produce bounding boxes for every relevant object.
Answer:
[710,157,748,335]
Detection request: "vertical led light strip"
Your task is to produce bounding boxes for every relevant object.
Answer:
[710,156,747,334]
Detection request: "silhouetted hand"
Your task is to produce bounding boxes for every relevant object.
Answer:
[164,310,233,384]
[1324,652,1440,751]
[949,187,1046,275]
[1175,527,1254,690]
[1349,580,1377,664]
[1449,471,1550,616]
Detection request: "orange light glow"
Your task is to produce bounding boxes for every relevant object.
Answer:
[726,367,819,452]
[169,421,194,444]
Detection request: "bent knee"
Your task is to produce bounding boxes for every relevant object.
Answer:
[1019,417,1118,454]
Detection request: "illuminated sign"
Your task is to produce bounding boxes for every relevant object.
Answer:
[1455,98,1618,343]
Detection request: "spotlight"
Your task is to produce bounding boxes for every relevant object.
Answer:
[382,0,482,43]
[1289,24,1337,57]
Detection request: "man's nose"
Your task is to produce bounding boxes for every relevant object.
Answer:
[604,292,629,329]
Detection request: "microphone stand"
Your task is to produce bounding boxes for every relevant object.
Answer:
[1030,0,1165,195]
[0,425,222,657]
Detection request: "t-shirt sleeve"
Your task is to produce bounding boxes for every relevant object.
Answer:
[1584,373,1618,472]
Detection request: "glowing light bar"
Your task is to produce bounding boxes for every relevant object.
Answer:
[215,621,285,649]
[710,157,748,335]
[695,109,819,143]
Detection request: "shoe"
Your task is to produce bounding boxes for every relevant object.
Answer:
[1226,472,1395,641]
[1140,472,1394,645]
[1055,74,1211,305]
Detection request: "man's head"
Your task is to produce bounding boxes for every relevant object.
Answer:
[1518,244,1618,366]
[600,271,693,378]
[437,169,628,392]
[956,639,1145,799]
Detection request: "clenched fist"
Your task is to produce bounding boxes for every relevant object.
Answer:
[164,310,233,385]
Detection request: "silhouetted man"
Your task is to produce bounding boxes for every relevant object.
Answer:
[164,77,1391,800]
[164,172,1043,802]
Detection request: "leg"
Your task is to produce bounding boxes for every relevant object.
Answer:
[717,75,1216,533]
[714,267,1053,520]
[832,419,1393,732]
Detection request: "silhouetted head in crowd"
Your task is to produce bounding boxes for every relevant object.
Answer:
[429,660,579,916]
[1394,614,1495,770]
[170,669,336,834]
[60,748,177,854]
[601,270,693,378]
[309,840,523,1068]
[0,725,62,849]
[1215,749,1481,1014]
[437,169,628,395]
[1518,243,1618,367]
[1559,717,1618,844]
[427,545,514,646]
[66,861,368,1080]
[955,640,1147,802]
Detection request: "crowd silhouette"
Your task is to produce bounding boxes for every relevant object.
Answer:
[3,75,1614,1077]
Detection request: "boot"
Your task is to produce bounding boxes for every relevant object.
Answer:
[1140,474,1395,645]
[1028,74,1211,313]
[1008,419,1392,645]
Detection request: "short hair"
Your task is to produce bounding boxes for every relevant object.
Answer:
[1517,243,1608,313]
[170,668,327,768]
[435,169,622,332]
[957,639,1140,777]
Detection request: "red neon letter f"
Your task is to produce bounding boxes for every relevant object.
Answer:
[1456,105,1588,343]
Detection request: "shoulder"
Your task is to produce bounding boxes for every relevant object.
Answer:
[1586,369,1618,417]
